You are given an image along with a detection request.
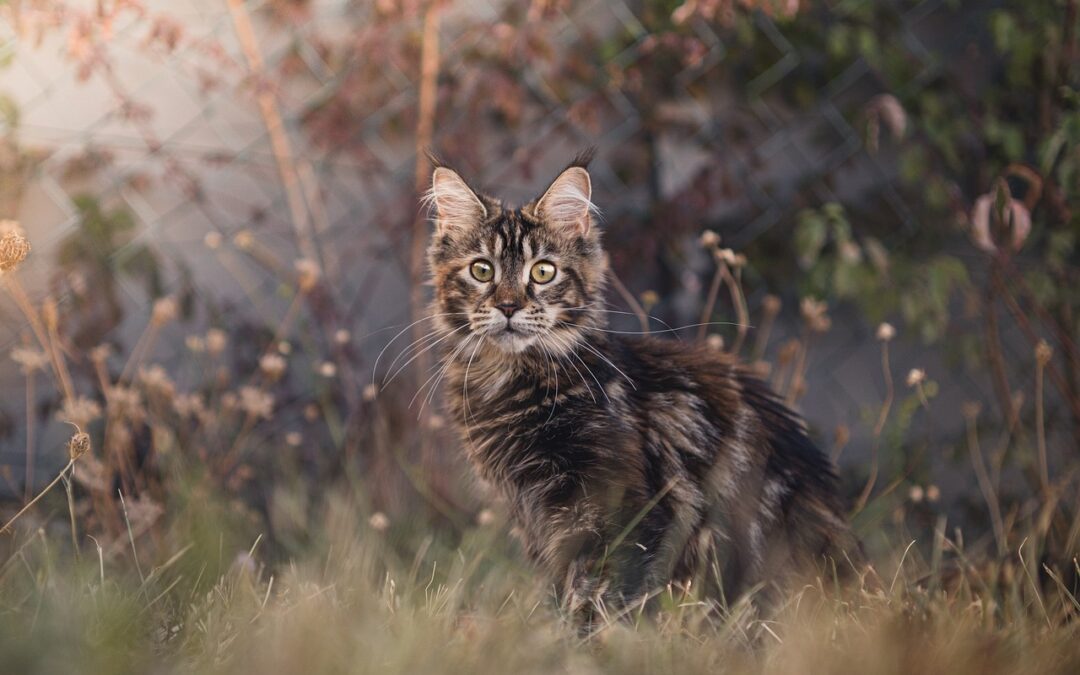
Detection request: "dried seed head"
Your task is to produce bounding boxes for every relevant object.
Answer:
[362,383,378,402]
[238,385,274,420]
[0,227,31,272]
[173,393,205,418]
[67,430,91,461]
[908,485,925,503]
[368,512,390,532]
[906,368,926,387]
[1035,339,1053,366]
[699,230,721,249]
[107,385,145,424]
[706,334,724,351]
[715,247,737,266]
[800,297,831,333]
[56,396,102,429]
[317,361,337,378]
[10,346,49,374]
[259,353,287,380]
[233,229,254,251]
[926,484,941,503]
[285,431,302,447]
[138,364,176,398]
[151,297,178,326]
[876,322,896,342]
[185,335,206,353]
[206,328,227,356]
[295,258,321,293]
[334,329,351,345]
[477,509,496,526]
[90,344,112,364]
[203,231,223,249]
[715,248,747,267]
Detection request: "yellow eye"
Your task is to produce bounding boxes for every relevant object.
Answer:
[530,261,556,284]
[470,260,494,282]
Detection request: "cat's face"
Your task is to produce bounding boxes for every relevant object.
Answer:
[426,162,607,357]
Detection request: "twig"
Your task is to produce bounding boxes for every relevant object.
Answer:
[751,296,780,363]
[226,0,320,266]
[608,264,650,333]
[965,409,1006,555]
[4,275,73,401]
[722,265,749,355]
[0,459,75,535]
[24,370,35,503]
[410,0,443,486]
[1036,344,1051,502]
[853,338,894,513]
[62,471,79,560]
[698,260,724,341]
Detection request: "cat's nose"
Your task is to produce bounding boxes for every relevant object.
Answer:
[496,302,521,318]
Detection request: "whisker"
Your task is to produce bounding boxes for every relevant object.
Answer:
[461,337,485,446]
[545,331,609,404]
[571,320,753,336]
[541,340,559,425]
[421,333,479,415]
[382,326,455,383]
[383,323,471,388]
[372,312,469,383]
[557,305,679,335]
[543,333,598,406]
[411,333,476,412]
[574,336,637,390]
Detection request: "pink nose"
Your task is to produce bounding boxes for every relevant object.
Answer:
[496,302,520,318]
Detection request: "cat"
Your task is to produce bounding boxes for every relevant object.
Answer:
[423,151,861,621]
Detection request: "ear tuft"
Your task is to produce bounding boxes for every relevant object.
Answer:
[426,167,486,233]
[536,166,595,235]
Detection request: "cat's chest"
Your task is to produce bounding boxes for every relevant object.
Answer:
[445,369,614,473]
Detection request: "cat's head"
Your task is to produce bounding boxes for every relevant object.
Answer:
[426,155,607,356]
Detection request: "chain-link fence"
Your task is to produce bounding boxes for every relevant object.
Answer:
[0,0,1063,519]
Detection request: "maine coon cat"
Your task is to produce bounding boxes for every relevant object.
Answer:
[423,152,861,618]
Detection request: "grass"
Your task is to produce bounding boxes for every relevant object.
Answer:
[3,222,1080,673]
[2,471,1080,674]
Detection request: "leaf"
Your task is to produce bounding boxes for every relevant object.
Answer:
[794,209,828,270]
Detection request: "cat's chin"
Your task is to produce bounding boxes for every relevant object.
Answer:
[487,330,539,354]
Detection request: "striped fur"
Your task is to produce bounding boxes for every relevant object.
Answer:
[425,159,860,618]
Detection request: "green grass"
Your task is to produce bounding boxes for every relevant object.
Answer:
[3,483,1080,675]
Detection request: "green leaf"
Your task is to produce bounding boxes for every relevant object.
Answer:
[794,209,828,270]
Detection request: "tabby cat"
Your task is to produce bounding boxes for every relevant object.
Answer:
[423,152,860,618]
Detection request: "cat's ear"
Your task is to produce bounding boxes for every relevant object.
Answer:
[535,166,594,236]
[428,167,487,233]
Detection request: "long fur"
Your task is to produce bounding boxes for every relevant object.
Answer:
[424,157,861,620]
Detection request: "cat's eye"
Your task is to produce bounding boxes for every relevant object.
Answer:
[470,260,495,282]
[530,261,556,284]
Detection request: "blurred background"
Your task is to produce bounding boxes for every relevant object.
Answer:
[0,0,1077,562]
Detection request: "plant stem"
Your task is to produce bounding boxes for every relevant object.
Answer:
[24,372,35,503]
[853,340,893,513]
[0,459,75,536]
[698,260,724,341]
[608,265,650,333]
